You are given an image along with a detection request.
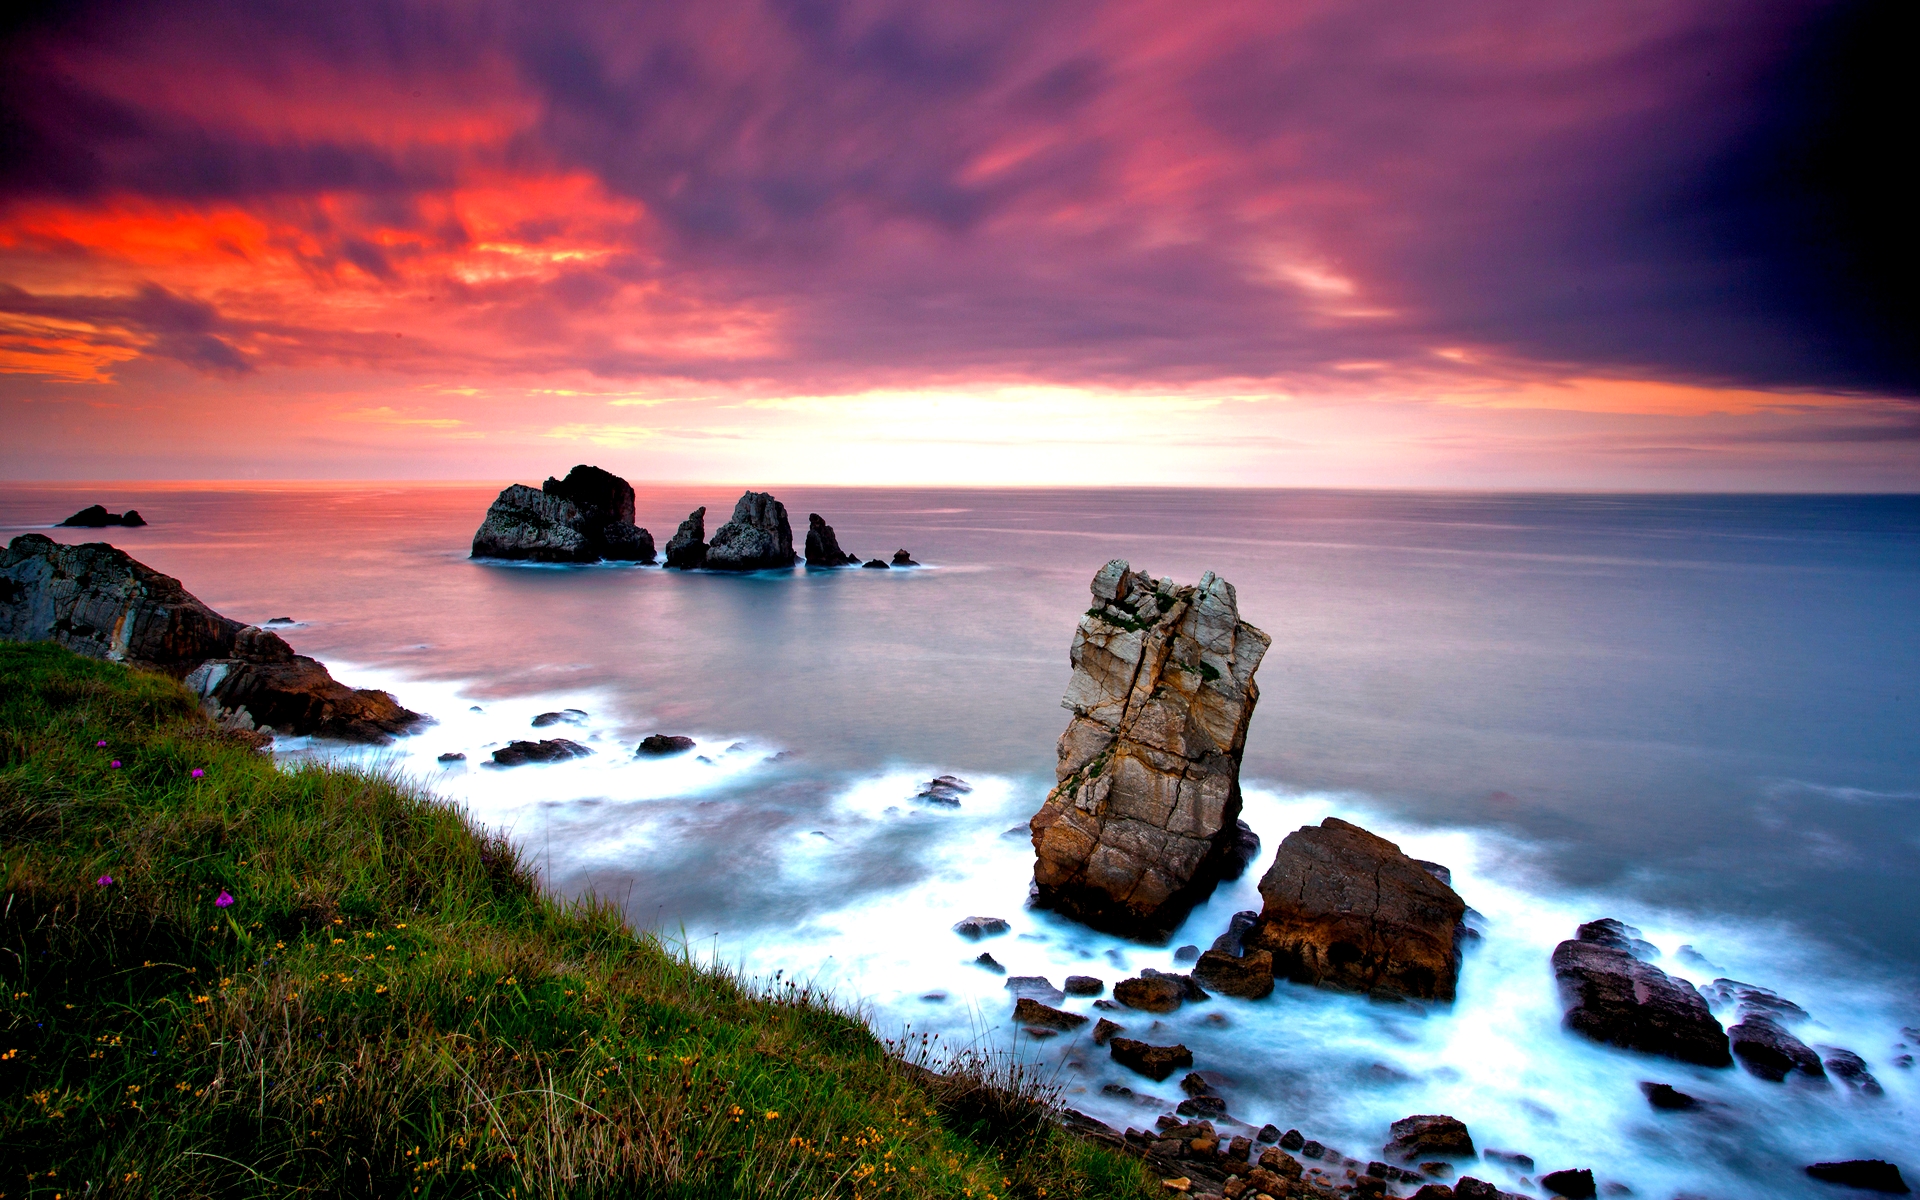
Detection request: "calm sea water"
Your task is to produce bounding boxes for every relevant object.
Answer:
[4,483,1916,1196]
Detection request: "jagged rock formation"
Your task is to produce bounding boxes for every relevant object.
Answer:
[60,505,145,527]
[1029,560,1270,935]
[804,514,858,566]
[891,548,918,566]
[664,507,707,569]
[705,492,796,570]
[470,465,654,563]
[1247,818,1468,1001]
[1551,919,1732,1066]
[1,535,419,742]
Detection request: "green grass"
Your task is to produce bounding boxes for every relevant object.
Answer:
[0,643,1159,1199]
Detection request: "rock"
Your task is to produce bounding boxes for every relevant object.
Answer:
[1013,997,1088,1030]
[917,775,972,805]
[59,504,145,527]
[663,507,708,569]
[1114,974,1187,1013]
[1638,1082,1700,1110]
[892,548,918,566]
[1256,1125,1280,1144]
[1484,1151,1533,1171]
[532,710,586,727]
[1279,1129,1305,1151]
[1109,1037,1192,1081]
[2,535,420,742]
[1540,1169,1596,1199]
[1702,978,1810,1024]
[1550,920,1731,1066]
[490,739,590,766]
[974,953,1006,974]
[637,734,696,756]
[1454,1181,1501,1200]
[804,514,859,566]
[1029,561,1272,935]
[1065,975,1105,995]
[1574,918,1659,961]
[862,558,889,569]
[1412,1187,1456,1200]
[1222,820,1261,878]
[437,752,466,763]
[1174,944,1200,963]
[953,916,1010,939]
[1370,1162,1428,1184]
[1211,910,1262,957]
[1247,818,1468,1001]
[1092,1017,1124,1045]
[1819,1047,1883,1095]
[1384,1115,1475,1162]
[266,616,295,624]
[705,492,796,571]
[1005,976,1065,1004]
[1176,1094,1228,1119]
[1179,1072,1217,1097]
[1805,1161,1909,1193]
[470,466,652,563]
[1730,1014,1826,1082]
[1192,948,1276,999]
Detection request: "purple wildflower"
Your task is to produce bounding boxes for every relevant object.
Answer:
[97,740,108,747]
[110,760,121,768]
[97,874,114,887]
[191,768,205,778]
[215,890,234,908]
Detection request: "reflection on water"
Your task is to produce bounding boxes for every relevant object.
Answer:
[3,483,1916,1194]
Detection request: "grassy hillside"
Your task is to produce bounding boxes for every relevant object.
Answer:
[0,642,1157,1199]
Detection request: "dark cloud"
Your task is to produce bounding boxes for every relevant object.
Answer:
[1,282,252,376]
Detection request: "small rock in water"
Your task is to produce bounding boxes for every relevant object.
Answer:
[1092,1017,1124,1045]
[1256,1124,1281,1143]
[1385,1115,1475,1162]
[1540,1168,1596,1199]
[437,751,466,763]
[266,616,295,624]
[469,705,484,712]
[531,711,571,727]
[1192,947,1276,999]
[1173,944,1199,963]
[1005,975,1065,1004]
[1484,1150,1534,1171]
[891,548,918,565]
[953,916,1010,939]
[916,774,971,805]
[1552,920,1731,1066]
[1210,910,1261,957]
[1064,975,1104,996]
[973,952,1006,974]
[1279,1129,1306,1151]
[1175,1094,1227,1119]
[1638,1082,1700,1111]
[1420,1163,1456,1179]
[490,739,591,767]
[862,558,889,568]
[1731,1014,1826,1082]
[636,734,696,756]
[1107,1037,1192,1081]
[919,991,948,1001]
[1819,1047,1884,1095]
[1114,974,1186,1013]
[1013,997,1088,1030]
[1804,1160,1908,1193]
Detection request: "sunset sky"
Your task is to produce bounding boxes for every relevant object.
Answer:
[1,0,1913,488]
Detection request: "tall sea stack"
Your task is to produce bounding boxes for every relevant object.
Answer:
[470,465,653,563]
[705,492,797,571]
[1029,560,1270,936]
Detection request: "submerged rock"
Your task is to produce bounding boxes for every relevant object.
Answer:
[1639,1081,1701,1110]
[663,507,708,569]
[1539,1169,1596,1199]
[804,513,859,566]
[1730,1014,1826,1082]
[637,735,696,756]
[1108,1037,1192,1081]
[471,465,653,563]
[1819,1047,1884,1095]
[1551,920,1731,1067]
[1092,1017,1124,1045]
[1805,1161,1909,1193]
[952,915,1010,939]
[1064,975,1105,995]
[916,775,972,805]
[1247,818,1468,1001]
[1385,1115,1475,1162]
[1029,560,1271,936]
[490,739,591,766]
[973,952,1006,974]
[59,504,145,527]
[705,492,796,571]
[1013,997,1087,1030]
[862,558,890,569]
[1191,947,1275,999]
[437,751,466,763]
[1113,974,1185,1013]
[2,535,419,742]
[1702,978,1811,1024]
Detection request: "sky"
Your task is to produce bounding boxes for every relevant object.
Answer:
[1,0,1915,488]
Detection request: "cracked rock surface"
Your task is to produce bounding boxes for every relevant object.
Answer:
[1028,559,1270,936]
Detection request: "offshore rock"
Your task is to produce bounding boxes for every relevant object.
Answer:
[490,739,591,767]
[1013,997,1088,1031]
[1551,920,1732,1066]
[705,492,796,571]
[1108,1037,1192,1081]
[1248,818,1468,1000]
[1805,1161,1909,1193]
[1,534,418,742]
[892,548,918,566]
[1029,560,1271,936]
[60,504,146,527]
[636,734,696,756]
[1191,947,1275,999]
[470,465,652,563]
[1730,1014,1826,1082]
[1384,1115,1475,1162]
[804,513,859,566]
[664,507,708,569]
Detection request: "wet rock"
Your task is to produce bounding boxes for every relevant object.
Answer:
[1819,1047,1883,1095]
[1576,918,1659,960]
[804,513,860,566]
[1092,1017,1124,1045]
[637,734,696,756]
[917,774,972,805]
[1211,910,1262,957]
[1730,1014,1826,1082]
[1412,1187,1457,1200]
[1029,561,1271,936]
[1299,1139,1328,1159]
[1422,1163,1457,1179]
[1256,1124,1280,1143]
[1248,818,1468,1001]
[472,466,651,563]
[437,752,466,763]
[1222,819,1261,878]
[1639,1081,1700,1110]
[532,709,586,727]
[663,507,708,569]
[891,548,918,566]
[1703,978,1811,1023]
[1013,997,1088,1030]
[1484,1150,1534,1171]
[1385,1115,1475,1162]
[1109,1037,1192,1081]
[973,953,1005,974]
[1173,944,1200,962]
[862,558,889,569]
[1114,974,1187,1013]
[1804,1161,1909,1193]
[491,739,591,766]
[1540,1169,1596,1199]
[1065,975,1105,996]
[1279,1129,1305,1151]
[59,504,146,527]
[1005,976,1066,1004]
[1370,1162,1428,1184]
[1176,1094,1228,1119]
[1551,920,1731,1066]
[953,916,1010,939]
[1192,948,1276,999]
[266,617,295,624]
[706,492,796,570]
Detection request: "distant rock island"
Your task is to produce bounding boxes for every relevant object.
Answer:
[1,534,419,742]
[706,492,797,570]
[59,504,146,527]
[471,465,655,563]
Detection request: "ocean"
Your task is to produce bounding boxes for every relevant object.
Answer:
[4,483,1916,1197]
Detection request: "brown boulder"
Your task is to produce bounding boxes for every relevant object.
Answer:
[1552,921,1731,1067]
[1193,948,1276,999]
[1109,1037,1193,1081]
[1384,1115,1474,1162]
[1030,560,1270,936]
[1248,818,1467,1000]
[1114,974,1186,1013]
[1012,997,1088,1031]
[1092,1017,1124,1045]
